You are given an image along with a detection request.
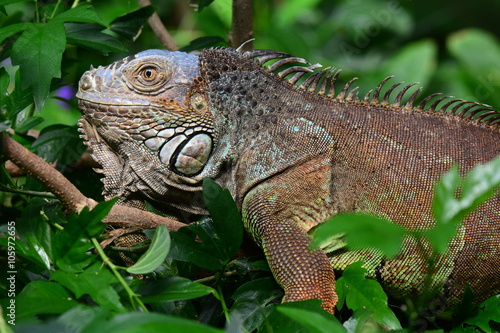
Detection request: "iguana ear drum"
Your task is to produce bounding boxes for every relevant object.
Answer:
[158,132,213,176]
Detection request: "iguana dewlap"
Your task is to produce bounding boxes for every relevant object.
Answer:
[76,47,500,313]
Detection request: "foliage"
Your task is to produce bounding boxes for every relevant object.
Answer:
[1,0,500,332]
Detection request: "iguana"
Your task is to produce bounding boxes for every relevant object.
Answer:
[76,47,500,314]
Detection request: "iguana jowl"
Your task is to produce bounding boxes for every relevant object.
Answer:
[76,47,500,313]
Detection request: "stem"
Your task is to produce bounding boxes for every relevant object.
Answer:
[40,209,64,231]
[49,0,63,20]
[91,237,148,312]
[34,0,40,23]
[0,185,56,199]
[216,276,231,323]
[71,0,80,9]
[194,270,239,284]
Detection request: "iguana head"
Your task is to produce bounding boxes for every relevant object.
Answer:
[77,50,216,191]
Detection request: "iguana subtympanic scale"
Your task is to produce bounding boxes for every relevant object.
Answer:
[76,47,500,313]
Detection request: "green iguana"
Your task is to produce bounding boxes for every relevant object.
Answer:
[76,47,500,314]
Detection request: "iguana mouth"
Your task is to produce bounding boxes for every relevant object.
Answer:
[78,100,214,177]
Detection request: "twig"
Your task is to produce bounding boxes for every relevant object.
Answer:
[231,0,253,51]
[138,0,179,51]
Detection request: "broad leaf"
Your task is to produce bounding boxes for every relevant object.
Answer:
[260,299,340,333]
[126,225,171,275]
[180,36,225,52]
[14,199,57,270]
[230,278,282,332]
[277,305,345,333]
[429,155,500,252]
[448,28,500,108]
[463,296,500,333]
[31,124,86,164]
[311,213,406,258]
[169,179,242,270]
[202,178,243,258]
[65,22,127,54]
[11,21,66,110]
[82,312,224,333]
[52,4,102,24]
[15,281,79,320]
[51,261,126,312]
[14,115,44,132]
[138,276,215,303]
[336,262,401,329]
[53,200,115,272]
[109,6,155,41]
[0,22,29,43]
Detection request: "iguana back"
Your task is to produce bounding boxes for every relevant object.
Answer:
[77,47,500,313]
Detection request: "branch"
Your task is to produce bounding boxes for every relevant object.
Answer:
[2,132,95,212]
[231,0,253,50]
[138,0,179,51]
[1,132,185,231]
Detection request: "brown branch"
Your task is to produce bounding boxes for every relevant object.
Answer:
[231,0,254,50]
[1,132,185,232]
[138,0,179,51]
[2,132,95,212]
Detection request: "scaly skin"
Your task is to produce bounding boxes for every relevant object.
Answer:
[77,47,500,313]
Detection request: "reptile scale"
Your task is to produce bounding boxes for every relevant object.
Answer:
[76,47,500,313]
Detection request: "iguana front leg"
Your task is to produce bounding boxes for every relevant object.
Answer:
[241,159,338,313]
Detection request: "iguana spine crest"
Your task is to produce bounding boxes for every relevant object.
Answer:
[241,49,499,127]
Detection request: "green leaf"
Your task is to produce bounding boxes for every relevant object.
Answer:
[14,115,44,132]
[108,6,155,41]
[52,4,102,24]
[311,213,406,258]
[336,262,401,329]
[138,276,215,303]
[448,28,500,107]
[380,39,437,90]
[463,296,500,333]
[0,0,31,5]
[53,200,114,272]
[277,305,346,333]
[169,219,231,270]
[202,178,243,258]
[31,125,86,164]
[56,306,112,333]
[126,225,170,274]
[169,179,242,270]
[16,281,80,320]
[10,21,66,110]
[14,199,57,269]
[65,22,127,54]
[0,22,29,43]
[260,299,339,333]
[197,0,215,12]
[276,0,322,28]
[51,261,126,312]
[429,155,500,252]
[82,312,224,333]
[180,36,225,53]
[230,278,283,332]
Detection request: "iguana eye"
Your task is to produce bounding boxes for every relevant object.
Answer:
[136,65,165,87]
[140,67,157,81]
[122,58,172,94]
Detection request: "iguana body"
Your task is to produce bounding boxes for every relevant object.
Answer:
[77,48,500,313]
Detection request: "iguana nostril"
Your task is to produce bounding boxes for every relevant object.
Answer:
[80,74,93,91]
